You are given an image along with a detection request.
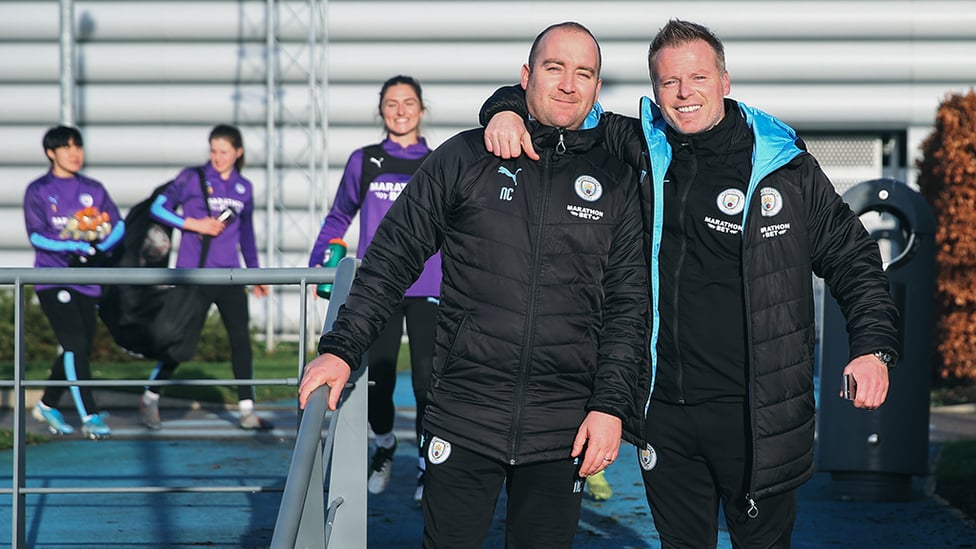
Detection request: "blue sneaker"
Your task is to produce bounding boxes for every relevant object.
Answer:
[31,402,74,435]
[81,413,111,440]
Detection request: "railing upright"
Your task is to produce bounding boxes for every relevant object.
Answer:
[271,256,367,548]
[11,281,27,549]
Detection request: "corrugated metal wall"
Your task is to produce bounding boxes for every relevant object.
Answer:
[2,0,974,336]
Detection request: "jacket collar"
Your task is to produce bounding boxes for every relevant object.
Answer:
[526,119,603,156]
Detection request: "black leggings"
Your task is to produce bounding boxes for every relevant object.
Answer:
[368,297,437,453]
[37,288,99,417]
[148,285,255,402]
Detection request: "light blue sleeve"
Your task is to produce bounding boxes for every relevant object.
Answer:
[149,195,185,228]
[29,233,93,255]
[95,220,125,251]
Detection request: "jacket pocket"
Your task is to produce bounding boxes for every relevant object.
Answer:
[433,311,469,387]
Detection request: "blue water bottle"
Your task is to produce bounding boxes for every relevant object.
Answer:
[316,238,348,298]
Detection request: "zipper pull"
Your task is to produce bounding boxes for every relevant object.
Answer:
[746,495,759,518]
[556,131,566,155]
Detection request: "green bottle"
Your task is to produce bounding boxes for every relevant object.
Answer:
[316,238,348,298]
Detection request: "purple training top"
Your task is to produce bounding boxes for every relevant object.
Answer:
[309,138,441,298]
[23,170,123,298]
[151,163,260,269]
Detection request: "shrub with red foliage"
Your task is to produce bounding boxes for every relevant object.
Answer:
[917,89,976,382]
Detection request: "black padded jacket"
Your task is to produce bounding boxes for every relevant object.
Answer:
[319,120,651,465]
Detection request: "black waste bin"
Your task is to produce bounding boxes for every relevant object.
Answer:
[818,178,935,501]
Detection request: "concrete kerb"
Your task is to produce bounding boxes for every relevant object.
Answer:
[932,402,976,415]
[929,402,976,442]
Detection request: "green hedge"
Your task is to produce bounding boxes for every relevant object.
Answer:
[935,439,976,521]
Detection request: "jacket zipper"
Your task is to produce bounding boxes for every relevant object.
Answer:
[745,494,759,518]
[671,142,696,404]
[508,131,559,463]
[742,179,759,518]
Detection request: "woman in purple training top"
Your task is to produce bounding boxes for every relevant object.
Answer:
[309,75,440,504]
[139,124,272,431]
[24,125,125,440]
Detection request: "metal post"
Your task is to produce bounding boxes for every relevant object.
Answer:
[320,257,367,547]
[271,387,328,548]
[58,0,75,125]
[325,362,368,548]
[322,0,330,189]
[309,0,321,238]
[11,282,27,548]
[310,0,330,349]
[265,0,278,350]
[268,257,362,548]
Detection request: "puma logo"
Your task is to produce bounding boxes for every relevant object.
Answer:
[369,156,384,168]
[497,166,522,186]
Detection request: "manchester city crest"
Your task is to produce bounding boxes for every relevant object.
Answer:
[759,187,783,217]
[574,175,603,202]
[716,188,745,215]
[639,444,658,471]
[427,436,452,465]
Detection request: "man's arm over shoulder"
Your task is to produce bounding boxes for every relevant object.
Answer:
[479,84,528,126]
[479,84,645,174]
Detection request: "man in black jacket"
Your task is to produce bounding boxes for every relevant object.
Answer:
[299,22,649,548]
[479,18,899,549]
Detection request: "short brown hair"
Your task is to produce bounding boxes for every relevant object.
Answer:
[648,19,726,84]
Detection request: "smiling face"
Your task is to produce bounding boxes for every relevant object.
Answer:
[381,83,424,145]
[651,39,730,135]
[521,26,602,131]
[46,138,84,178]
[209,137,243,179]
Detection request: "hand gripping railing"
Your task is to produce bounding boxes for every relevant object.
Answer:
[270,256,368,549]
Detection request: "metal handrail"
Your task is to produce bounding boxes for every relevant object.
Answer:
[271,256,367,549]
[1,261,353,549]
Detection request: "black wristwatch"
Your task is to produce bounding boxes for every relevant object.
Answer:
[873,350,895,368]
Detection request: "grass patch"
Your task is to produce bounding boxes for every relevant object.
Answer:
[931,382,976,407]
[3,353,306,406]
[0,429,49,449]
[931,381,976,521]
[4,342,411,406]
[934,439,976,521]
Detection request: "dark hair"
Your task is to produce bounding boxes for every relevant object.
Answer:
[648,19,726,84]
[378,75,425,116]
[527,21,602,77]
[209,123,245,172]
[42,125,83,158]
